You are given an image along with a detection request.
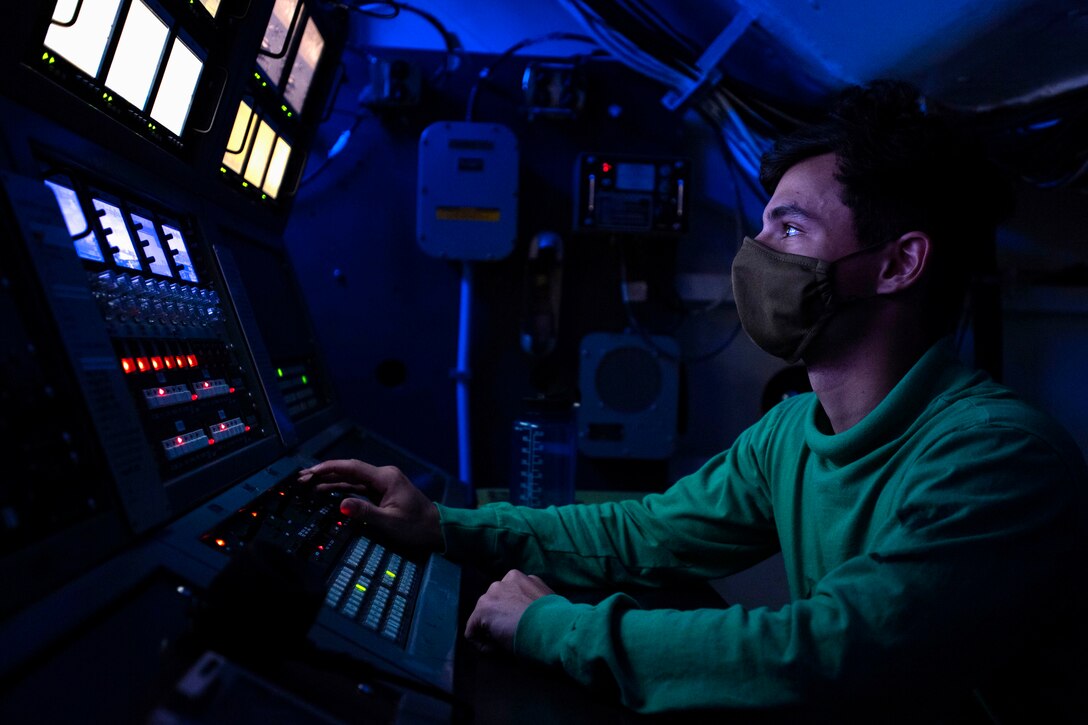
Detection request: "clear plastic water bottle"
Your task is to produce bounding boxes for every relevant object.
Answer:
[510,397,576,508]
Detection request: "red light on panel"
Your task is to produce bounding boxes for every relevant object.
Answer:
[215,538,226,547]
[175,356,186,368]
[122,358,135,374]
[208,438,216,445]
[175,436,184,445]
[202,381,211,389]
[157,388,167,396]
[602,162,612,173]
[136,358,149,372]
[187,354,198,367]
[151,357,163,371]
[163,356,175,369]
[244,425,251,432]
[229,387,236,394]
[191,394,198,401]
[219,423,228,431]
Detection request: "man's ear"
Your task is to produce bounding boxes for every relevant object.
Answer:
[876,231,931,294]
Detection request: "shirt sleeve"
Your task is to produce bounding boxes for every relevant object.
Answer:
[437,421,781,589]
[510,423,1088,714]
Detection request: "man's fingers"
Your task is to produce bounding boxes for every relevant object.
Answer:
[312,480,372,495]
[340,497,367,519]
[465,604,488,643]
[297,459,397,495]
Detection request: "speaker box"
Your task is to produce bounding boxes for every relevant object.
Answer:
[577,332,679,459]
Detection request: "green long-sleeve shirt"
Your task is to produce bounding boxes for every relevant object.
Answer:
[437,342,1088,718]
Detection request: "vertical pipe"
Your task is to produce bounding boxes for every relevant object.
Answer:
[456,262,473,488]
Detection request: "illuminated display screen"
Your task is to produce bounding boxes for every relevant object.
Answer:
[150,37,204,136]
[615,163,656,192]
[257,0,299,86]
[105,0,169,110]
[162,225,199,283]
[199,0,222,17]
[44,0,124,78]
[264,137,293,199]
[44,180,104,262]
[245,120,277,187]
[223,101,256,176]
[131,214,173,278]
[284,18,324,113]
[93,199,142,271]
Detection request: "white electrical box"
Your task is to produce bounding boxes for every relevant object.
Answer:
[416,122,518,260]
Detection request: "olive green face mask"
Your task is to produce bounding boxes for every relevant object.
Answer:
[730,236,887,363]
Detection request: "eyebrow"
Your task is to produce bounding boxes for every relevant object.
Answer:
[768,203,820,221]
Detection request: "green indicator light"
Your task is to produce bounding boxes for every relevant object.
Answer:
[287,111,293,118]
[355,583,367,592]
[49,57,55,65]
[281,104,287,112]
[42,51,49,60]
[241,181,249,188]
[385,570,396,578]
[220,166,227,173]
[301,375,309,384]
[261,193,267,200]
[277,368,284,378]
[254,72,260,79]
[261,82,267,87]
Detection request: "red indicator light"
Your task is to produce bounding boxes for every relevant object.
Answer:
[244,425,251,432]
[151,357,163,370]
[318,545,325,551]
[337,521,343,527]
[602,162,612,173]
[136,358,149,372]
[219,423,227,431]
[175,356,186,368]
[187,354,198,367]
[175,437,184,445]
[208,438,215,445]
[251,511,258,518]
[203,382,210,389]
[121,358,135,374]
[191,394,198,401]
[215,538,226,547]
[157,388,166,396]
[278,491,286,496]
[163,356,175,369]
[229,387,236,394]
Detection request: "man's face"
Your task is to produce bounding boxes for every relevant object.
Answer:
[754,152,861,261]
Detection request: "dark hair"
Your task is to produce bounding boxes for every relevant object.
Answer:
[759,80,1014,333]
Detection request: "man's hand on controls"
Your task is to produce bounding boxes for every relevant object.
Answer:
[297,459,442,559]
[465,569,554,653]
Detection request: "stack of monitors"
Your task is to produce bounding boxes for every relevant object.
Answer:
[220,0,326,200]
[42,0,208,145]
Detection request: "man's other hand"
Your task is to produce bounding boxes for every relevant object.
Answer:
[297,459,443,559]
[465,569,554,652]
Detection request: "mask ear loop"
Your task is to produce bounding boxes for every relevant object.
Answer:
[831,239,897,302]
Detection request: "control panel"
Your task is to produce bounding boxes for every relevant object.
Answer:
[574,153,690,234]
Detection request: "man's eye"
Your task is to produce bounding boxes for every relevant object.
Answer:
[784,224,801,237]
